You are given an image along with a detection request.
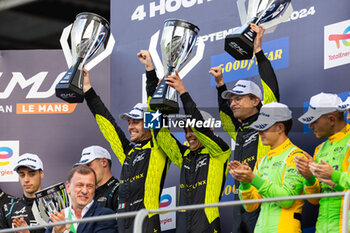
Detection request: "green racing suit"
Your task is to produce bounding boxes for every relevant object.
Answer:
[304,124,350,233]
[239,139,305,233]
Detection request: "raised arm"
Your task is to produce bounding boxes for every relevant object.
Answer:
[138,51,187,167]
[83,69,130,165]
[165,71,230,157]
[137,50,159,97]
[251,24,280,104]
[210,66,239,141]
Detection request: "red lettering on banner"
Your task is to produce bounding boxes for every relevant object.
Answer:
[160,218,173,225]
[328,51,350,61]
[0,170,14,176]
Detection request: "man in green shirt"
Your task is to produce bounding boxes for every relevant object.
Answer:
[295,92,350,233]
[229,102,305,233]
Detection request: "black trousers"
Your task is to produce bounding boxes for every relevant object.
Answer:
[119,214,160,233]
[231,204,260,233]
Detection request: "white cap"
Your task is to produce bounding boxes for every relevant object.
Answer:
[337,95,350,111]
[250,102,292,131]
[75,145,111,166]
[298,92,342,124]
[119,103,148,121]
[222,80,263,100]
[14,153,43,172]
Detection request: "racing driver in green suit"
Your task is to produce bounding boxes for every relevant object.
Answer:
[295,92,350,233]
[229,102,306,233]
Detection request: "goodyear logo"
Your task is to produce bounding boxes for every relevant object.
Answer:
[234,84,246,88]
[338,103,349,110]
[310,105,316,110]
[210,37,289,85]
[253,123,268,130]
[17,157,37,164]
[302,116,315,123]
[259,112,270,117]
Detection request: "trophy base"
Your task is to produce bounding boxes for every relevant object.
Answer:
[149,98,179,115]
[55,63,84,103]
[55,83,84,103]
[224,24,255,60]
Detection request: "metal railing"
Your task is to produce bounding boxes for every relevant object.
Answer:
[0,191,349,233]
[134,191,350,233]
[0,211,136,233]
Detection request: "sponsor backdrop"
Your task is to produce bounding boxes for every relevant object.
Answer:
[0,1,349,232]
[0,50,112,193]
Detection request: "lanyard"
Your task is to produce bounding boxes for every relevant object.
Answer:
[68,209,77,233]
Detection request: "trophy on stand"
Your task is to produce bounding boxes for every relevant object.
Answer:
[56,12,112,103]
[225,0,293,60]
[33,183,70,224]
[149,19,200,114]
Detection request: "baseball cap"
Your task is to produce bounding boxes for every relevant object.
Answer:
[75,145,111,166]
[14,153,43,172]
[250,102,292,131]
[221,80,263,100]
[298,92,342,124]
[337,95,350,111]
[119,103,148,121]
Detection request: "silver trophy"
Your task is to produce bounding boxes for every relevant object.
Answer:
[150,19,200,114]
[225,0,292,60]
[56,12,110,103]
[33,182,70,223]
